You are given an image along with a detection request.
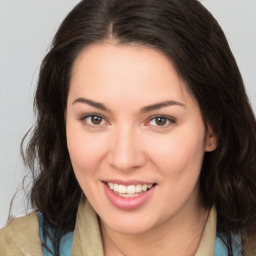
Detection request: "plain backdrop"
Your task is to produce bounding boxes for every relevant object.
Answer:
[0,0,255,228]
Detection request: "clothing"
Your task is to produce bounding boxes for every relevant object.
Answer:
[37,212,74,256]
[39,200,242,256]
[0,197,255,255]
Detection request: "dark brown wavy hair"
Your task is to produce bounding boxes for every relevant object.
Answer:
[21,0,256,255]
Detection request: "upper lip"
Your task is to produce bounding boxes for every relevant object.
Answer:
[103,179,155,186]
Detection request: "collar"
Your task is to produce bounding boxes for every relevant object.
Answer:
[71,197,216,256]
[195,205,216,256]
[71,196,104,256]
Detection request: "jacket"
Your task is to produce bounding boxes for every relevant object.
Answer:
[0,198,255,255]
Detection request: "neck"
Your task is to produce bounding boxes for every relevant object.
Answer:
[100,204,210,256]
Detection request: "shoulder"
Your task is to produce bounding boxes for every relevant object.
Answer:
[0,212,43,256]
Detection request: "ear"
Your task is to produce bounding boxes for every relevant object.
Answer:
[205,125,217,152]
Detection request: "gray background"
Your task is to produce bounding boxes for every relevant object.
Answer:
[0,0,255,228]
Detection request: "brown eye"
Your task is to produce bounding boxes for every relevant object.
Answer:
[155,117,167,126]
[91,115,102,125]
[147,116,175,127]
[82,114,106,126]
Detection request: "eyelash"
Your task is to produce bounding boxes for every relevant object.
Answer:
[80,114,176,128]
[145,115,176,127]
[80,113,109,128]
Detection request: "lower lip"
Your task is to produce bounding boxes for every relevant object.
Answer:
[103,183,156,210]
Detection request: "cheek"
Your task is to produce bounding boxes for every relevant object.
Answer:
[150,128,205,212]
[149,127,205,177]
[66,124,106,178]
[66,126,110,199]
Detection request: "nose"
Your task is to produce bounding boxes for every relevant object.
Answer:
[108,125,147,171]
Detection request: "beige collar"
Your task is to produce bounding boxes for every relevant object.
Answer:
[71,197,104,256]
[195,205,216,256]
[71,197,216,256]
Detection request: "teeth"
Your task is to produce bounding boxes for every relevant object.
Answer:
[127,185,135,194]
[117,193,140,198]
[135,184,142,193]
[114,183,119,192]
[119,185,126,194]
[142,184,147,192]
[107,182,154,195]
[147,184,153,189]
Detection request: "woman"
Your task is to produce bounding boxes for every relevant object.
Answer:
[0,0,255,255]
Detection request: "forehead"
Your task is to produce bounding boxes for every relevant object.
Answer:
[71,42,178,80]
[69,42,197,109]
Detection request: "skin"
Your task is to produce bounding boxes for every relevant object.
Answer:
[66,42,217,256]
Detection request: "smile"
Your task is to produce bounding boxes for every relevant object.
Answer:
[107,183,154,198]
[103,181,156,210]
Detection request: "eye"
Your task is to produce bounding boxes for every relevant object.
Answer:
[146,116,175,127]
[81,114,108,127]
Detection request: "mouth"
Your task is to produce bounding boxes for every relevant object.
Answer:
[103,180,157,210]
[105,182,156,198]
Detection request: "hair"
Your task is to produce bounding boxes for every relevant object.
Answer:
[21,0,256,255]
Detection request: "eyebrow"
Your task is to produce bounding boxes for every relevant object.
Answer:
[72,97,111,112]
[141,100,185,113]
[72,97,185,113]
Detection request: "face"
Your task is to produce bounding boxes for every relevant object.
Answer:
[66,43,216,235]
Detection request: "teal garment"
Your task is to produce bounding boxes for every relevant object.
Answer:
[38,212,73,256]
[38,212,243,256]
[215,233,243,256]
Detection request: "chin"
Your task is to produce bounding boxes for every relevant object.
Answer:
[102,214,158,235]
